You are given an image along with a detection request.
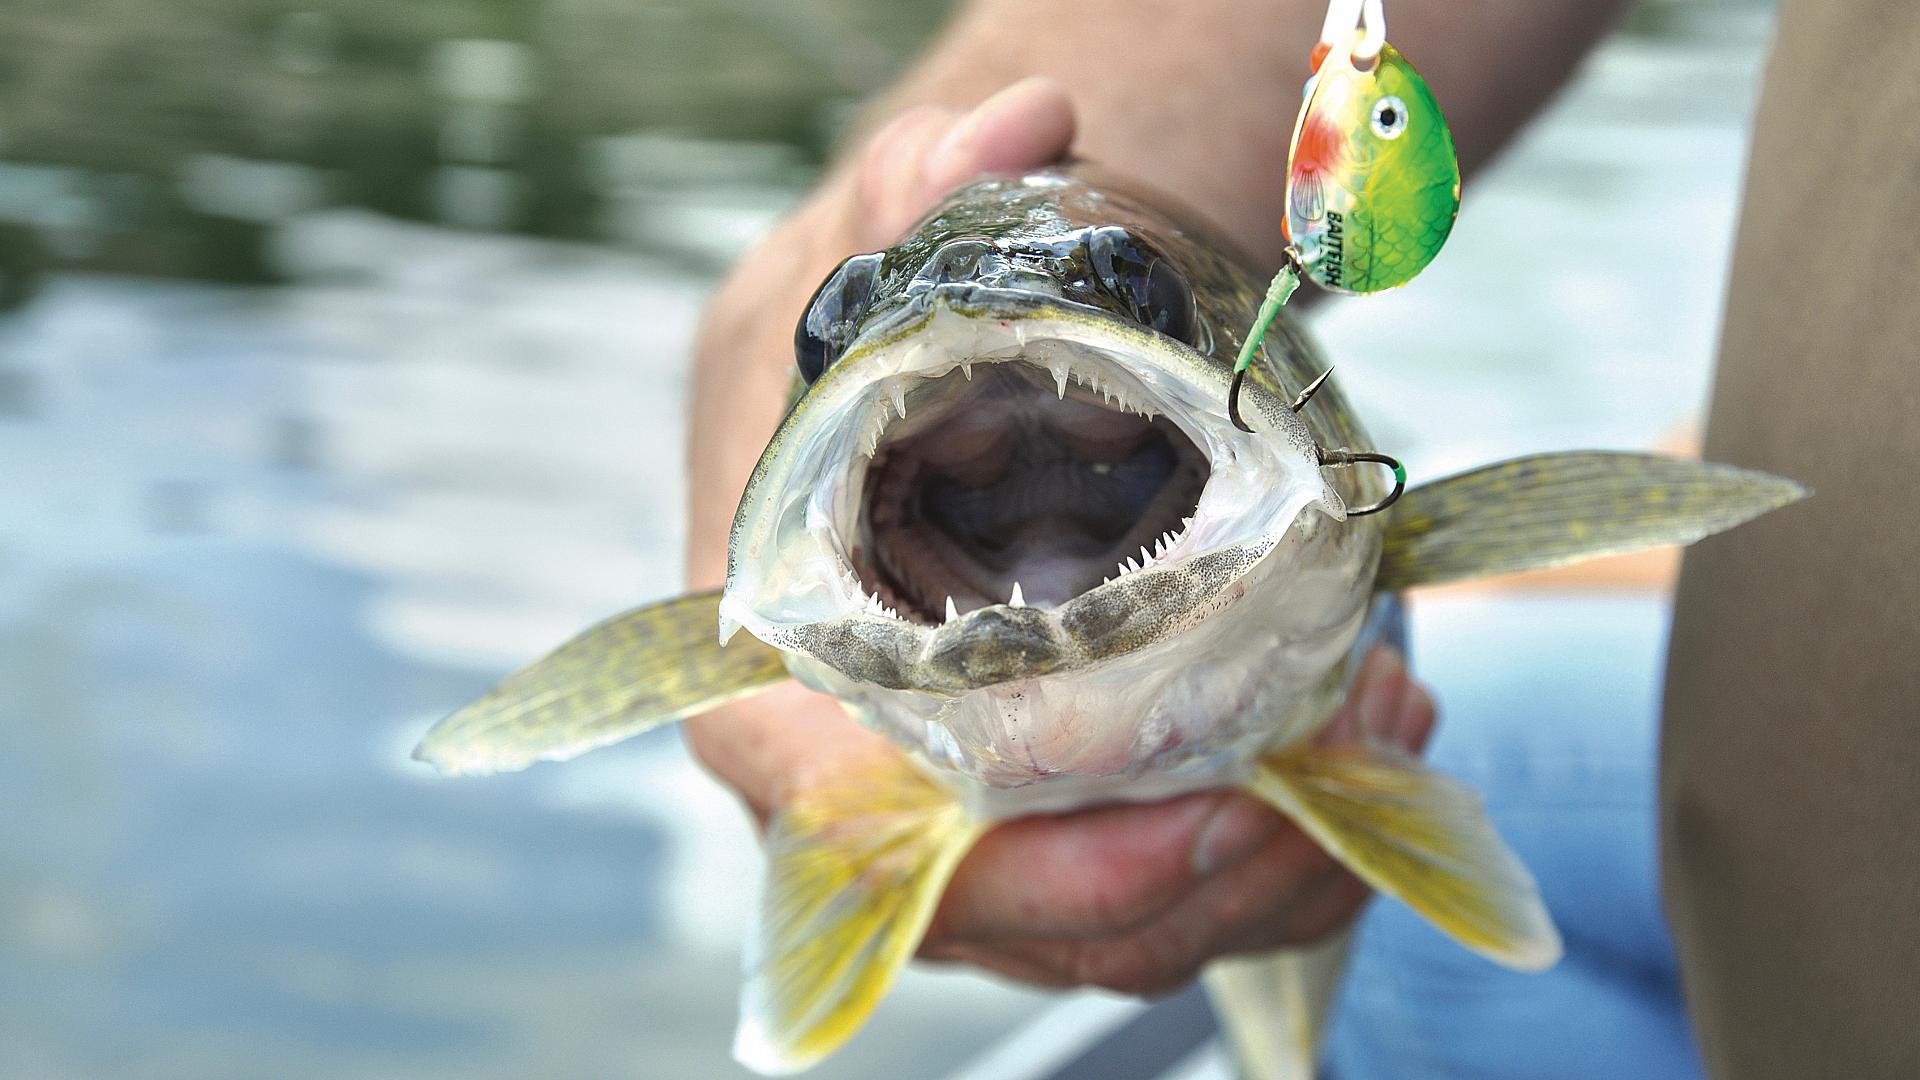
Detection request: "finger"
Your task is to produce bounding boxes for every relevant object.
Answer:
[923,920,1210,998]
[924,835,1367,996]
[921,76,1077,196]
[924,834,1359,997]
[1314,645,1435,753]
[1209,861,1371,957]
[854,104,963,248]
[1353,647,1436,753]
[684,682,900,824]
[1382,663,1436,753]
[854,77,1078,248]
[928,790,1287,944]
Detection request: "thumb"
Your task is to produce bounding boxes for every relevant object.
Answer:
[854,77,1076,248]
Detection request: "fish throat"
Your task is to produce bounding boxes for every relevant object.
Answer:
[854,358,1210,623]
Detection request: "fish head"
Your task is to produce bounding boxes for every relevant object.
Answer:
[721,170,1379,802]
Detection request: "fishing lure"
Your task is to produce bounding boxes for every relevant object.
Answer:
[1228,0,1461,504]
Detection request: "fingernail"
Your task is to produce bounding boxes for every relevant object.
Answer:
[1191,797,1276,878]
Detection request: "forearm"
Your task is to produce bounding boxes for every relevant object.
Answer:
[872,0,1630,262]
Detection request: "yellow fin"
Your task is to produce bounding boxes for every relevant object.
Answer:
[1245,743,1561,971]
[1204,929,1353,1080]
[735,751,981,1075]
[413,590,787,777]
[1377,451,1806,590]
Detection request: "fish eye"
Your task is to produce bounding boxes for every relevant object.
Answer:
[1086,227,1198,347]
[1371,96,1409,139]
[795,252,884,384]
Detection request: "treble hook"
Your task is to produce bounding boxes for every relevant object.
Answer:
[1316,446,1406,516]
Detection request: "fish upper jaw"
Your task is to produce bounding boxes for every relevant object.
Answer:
[719,295,1343,694]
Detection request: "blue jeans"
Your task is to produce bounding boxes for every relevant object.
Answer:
[1322,594,1703,1080]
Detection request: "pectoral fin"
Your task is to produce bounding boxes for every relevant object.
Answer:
[1376,451,1806,590]
[413,590,788,777]
[736,751,982,1075]
[1245,743,1560,971]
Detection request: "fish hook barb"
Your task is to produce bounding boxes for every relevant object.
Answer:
[1316,446,1406,517]
[1230,364,1332,433]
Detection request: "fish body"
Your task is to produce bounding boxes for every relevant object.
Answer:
[1286,38,1460,294]
[416,169,1804,1077]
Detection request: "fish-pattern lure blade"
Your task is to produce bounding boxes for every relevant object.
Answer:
[1285,36,1460,295]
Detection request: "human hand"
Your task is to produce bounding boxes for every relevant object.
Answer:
[917,646,1434,994]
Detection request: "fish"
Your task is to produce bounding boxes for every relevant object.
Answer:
[1286,34,1461,295]
[413,167,1804,1078]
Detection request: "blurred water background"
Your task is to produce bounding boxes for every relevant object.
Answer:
[1,1,1778,1077]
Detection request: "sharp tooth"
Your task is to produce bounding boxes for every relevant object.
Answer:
[889,382,908,418]
[1182,516,1195,529]
[1009,581,1026,608]
[960,360,973,379]
[1117,561,1131,577]
[1054,367,1069,398]
[1125,556,1140,573]
[946,596,959,623]
[1140,545,1154,565]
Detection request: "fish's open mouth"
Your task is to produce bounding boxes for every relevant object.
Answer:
[721,298,1339,687]
[856,360,1209,622]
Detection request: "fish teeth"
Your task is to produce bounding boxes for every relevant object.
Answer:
[1117,560,1131,577]
[1140,545,1154,565]
[959,360,973,380]
[1048,360,1070,399]
[946,596,959,623]
[889,382,908,418]
[1009,581,1026,608]
[1125,556,1140,573]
